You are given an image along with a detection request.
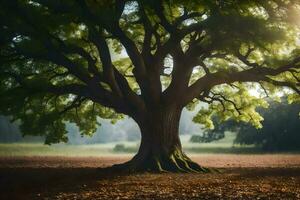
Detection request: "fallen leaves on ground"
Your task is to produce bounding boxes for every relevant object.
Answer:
[1,155,300,200]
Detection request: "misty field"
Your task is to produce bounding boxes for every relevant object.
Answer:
[0,134,262,157]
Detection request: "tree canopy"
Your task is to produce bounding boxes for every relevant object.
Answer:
[1,0,300,144]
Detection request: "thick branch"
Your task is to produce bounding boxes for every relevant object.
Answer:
[88,27,123,97]
[162,46,193,103]
[183,60,300,105]
[138,2,154,60]
[110,26,147,78]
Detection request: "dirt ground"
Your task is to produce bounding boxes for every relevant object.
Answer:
[1,154,300,200]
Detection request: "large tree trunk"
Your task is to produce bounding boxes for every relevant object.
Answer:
[111,105,208,173]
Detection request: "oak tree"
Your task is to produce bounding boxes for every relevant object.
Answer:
[0,0,300,172]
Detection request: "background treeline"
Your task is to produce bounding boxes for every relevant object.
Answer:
[191,100,300,151]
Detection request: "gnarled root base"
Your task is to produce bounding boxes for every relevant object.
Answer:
[107,149,210,173]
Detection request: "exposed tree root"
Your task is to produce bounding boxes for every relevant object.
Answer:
[102,149,212,174]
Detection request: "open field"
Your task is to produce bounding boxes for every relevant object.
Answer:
[0,134,264,157]
[1,155,300,200]
[0,142,262,156]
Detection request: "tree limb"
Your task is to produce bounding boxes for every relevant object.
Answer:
[184,58,300,105]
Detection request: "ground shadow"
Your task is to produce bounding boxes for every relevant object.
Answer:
[1,167,300,200]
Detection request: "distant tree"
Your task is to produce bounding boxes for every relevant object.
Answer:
[0,0,300,172]
[190,116,236,143]
[201,100,300,150]
[235,101,300,151]
[0,116,21,142]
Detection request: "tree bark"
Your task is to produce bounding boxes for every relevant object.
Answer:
[111,105,209,173]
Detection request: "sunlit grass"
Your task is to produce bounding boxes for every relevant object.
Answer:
[0,143,133,157]
[0,132,263,157]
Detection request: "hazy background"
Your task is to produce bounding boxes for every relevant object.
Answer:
[0,107,204,144]
[1,100,299,157]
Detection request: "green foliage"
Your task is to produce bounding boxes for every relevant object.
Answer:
[235,100,300,151]
[113,143,126,152]
[0,0,299,145]
[205,99,300,151]
[189,133,223,143]
[190,117,239,144]
[193,83,269,129]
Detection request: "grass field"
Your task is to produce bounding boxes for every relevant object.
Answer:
[0,133,263,157]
